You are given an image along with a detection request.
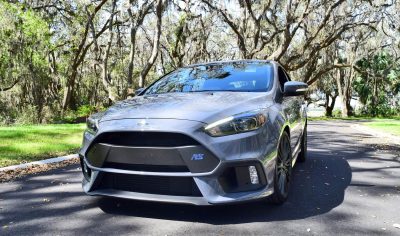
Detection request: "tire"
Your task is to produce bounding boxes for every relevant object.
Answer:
[297,124,307,163]
[269,131,292,205]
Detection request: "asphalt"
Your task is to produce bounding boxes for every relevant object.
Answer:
[1,121,399,235]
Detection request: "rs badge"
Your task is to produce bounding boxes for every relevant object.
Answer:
[191,153,205,161]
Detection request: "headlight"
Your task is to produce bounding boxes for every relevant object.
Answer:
[204,111,267,137]
[86,116,99,134]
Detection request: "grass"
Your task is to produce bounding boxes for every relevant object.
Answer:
[363,120,400,136]
[307,116,365,121]
[0,124,85,167]
[308,116,400,121]
[309,116,400,136]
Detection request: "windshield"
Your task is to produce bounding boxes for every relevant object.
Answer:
[144,62,274,94]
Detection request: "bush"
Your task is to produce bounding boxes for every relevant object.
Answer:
[14,105,38,125]
[332,109,342,117]
[53,105,103,124]
[77,105,97,118]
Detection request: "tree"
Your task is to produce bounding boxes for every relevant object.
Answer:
[138,0,165,88]
[0,1,53,122]
[127,0,154,90]
[354,52,400,116]
[0,0,399,124]
[61,0,109,111]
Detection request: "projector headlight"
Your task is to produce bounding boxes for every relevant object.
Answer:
[204,111,267,137]
[86,116,99,134]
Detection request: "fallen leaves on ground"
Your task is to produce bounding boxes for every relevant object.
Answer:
[0,158,79,183]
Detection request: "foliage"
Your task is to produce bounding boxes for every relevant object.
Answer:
[53,105,102,124]
[332,109,342,118]
[77,105,98,118]
[0,1,54,124]
[354,52,400,117]
[0,0,399,124]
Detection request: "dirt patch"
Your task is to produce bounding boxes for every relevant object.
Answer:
[0,157,79,183]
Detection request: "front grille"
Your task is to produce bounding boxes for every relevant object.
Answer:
[103,162,190,172]
[99,173,202,197]
[94,132,200,147]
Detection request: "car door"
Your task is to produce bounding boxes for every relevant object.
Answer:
[277,66,303,155]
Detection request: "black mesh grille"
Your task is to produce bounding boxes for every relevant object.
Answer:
[103,162,190,172]
[99,173,202,197]
[94,132,200,147]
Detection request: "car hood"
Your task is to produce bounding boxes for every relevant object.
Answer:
[99,92,273,124]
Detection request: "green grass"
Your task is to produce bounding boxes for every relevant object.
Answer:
[309,116,400,136]
[308,116,400,121]
[308,116,366,121]
[363,120,400,136]
[0,124,85,167]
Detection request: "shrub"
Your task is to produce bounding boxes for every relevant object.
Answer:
[332,109,342,117]
[52,105,103,124]
[77,105,97,118]
[14,105,38,124]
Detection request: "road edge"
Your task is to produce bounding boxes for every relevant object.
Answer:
[0,154,78,172]
[351,123,400,145]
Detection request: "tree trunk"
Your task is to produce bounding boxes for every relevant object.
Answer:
[336,66,353,118]
[102,0,118,103]
[62,69,78,111]
[126,1,153,93]
[340,96,349,117]
[61,0,109,112]
[127,26,138,89]
[371,76,378,116]
[139,0,163,88]
[325,93,337,117]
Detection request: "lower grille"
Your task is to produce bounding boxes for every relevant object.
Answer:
[99,173,202,197]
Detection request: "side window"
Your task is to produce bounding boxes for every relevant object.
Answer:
[283,70,292,82]
[277,67,288,92]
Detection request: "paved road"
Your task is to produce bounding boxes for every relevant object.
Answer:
[1,121,400,235]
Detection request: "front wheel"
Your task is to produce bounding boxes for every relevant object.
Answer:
[269,131,292,205]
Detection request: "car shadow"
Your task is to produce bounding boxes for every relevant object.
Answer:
[97,139,352,224]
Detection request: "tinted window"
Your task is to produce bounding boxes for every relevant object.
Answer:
[144,62,274,94]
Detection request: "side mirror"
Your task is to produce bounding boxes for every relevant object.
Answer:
[284,81,308,96]
[135,88,145,96]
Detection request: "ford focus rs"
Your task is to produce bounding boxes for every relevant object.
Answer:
[79,60,308,205]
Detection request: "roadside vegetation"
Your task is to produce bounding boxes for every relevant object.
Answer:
[0,124,85,167]
[308,116,400,137]
[1,1,399,125]
[363,120,400,137]
[308,116,400,121]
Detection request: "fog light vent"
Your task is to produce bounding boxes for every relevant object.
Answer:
[82,161,92,181]
[249,166,259,184]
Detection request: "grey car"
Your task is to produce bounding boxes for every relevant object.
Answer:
[79,60,308,205]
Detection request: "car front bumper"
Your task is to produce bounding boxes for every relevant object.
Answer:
[79,118,278,205]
